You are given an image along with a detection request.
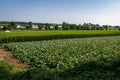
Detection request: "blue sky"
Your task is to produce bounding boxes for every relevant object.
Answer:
[0,0,120,25]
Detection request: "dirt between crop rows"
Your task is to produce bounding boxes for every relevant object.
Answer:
[0,47,28,70]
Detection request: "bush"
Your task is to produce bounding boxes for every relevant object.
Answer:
[0,61,14,80]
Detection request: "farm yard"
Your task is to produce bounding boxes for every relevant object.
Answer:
[0,30,120,80]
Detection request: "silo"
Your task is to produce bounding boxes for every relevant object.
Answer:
[29,22,33,29]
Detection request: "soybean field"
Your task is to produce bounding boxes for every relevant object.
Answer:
[2,36,120,80]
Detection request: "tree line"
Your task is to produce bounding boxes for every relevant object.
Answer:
[0,21,120,31]
[62,22,120,30]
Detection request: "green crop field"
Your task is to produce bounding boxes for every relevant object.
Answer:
[2,36,120,80]
[1,30,120,79]
[0,30,120,43]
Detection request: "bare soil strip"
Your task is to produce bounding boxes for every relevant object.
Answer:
[0,47,28,70]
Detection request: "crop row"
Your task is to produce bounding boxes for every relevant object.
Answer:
[2,36,120,69]
[0,30,120,43]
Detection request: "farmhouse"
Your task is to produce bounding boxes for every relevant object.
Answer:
[50,26,53,29]
[16,25,26,29]
[29,22,39,29]
[32,25,39,29]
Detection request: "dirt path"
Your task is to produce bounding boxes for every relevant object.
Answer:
[0,47,28,70]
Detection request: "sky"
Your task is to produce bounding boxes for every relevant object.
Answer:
[0,0,120,25]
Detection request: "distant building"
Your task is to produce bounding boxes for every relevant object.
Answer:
[16,25,26,29]
[58,25,62,27]
[32,25,39,29]
[50,26,54,30]
[1,26,3,29]
[29,22,33,29]
[41,24,46,30]
[28,22,39,30]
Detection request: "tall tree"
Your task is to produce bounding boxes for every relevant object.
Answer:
[55,25,58,30]
[10,22,16,29]
[62,22,70,30]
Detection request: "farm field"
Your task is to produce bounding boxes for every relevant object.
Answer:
[1,36,120,80]
[0,30,120,43]
[1,0,120,80]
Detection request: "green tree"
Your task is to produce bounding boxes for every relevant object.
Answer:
[9,22,16,29]
[70,24,77,30]
[62,22,70,30]
[102,25,109,30]
[55,25,58,30]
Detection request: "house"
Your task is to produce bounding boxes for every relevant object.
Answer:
[16,25,26,29]
[32,25,39,29]
[28,22,39,30]
[50,26,54,30]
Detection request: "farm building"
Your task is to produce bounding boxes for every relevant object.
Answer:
[16,25,26,29]
[32,25,39,29]
[28,22,39,29]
